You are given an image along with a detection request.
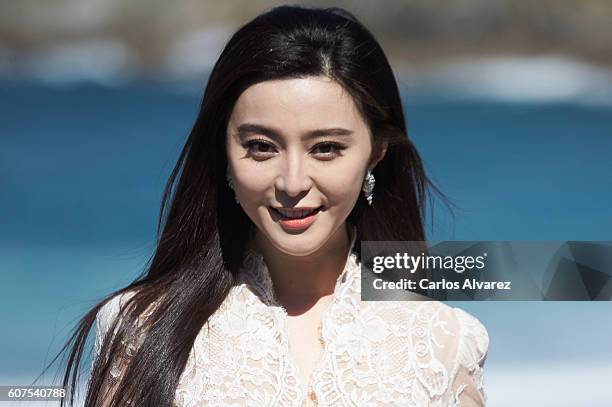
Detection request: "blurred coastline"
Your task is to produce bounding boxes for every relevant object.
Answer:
[1,2,612,406]
[2,0,612,106]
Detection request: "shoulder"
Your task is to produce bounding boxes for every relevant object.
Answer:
[94,291,138,356]
[412,302,488,404]
[413,301,488,367]
[358,300,489,400]
[450,306,489,370]
[96,291,137,334]
[371,300,489,369]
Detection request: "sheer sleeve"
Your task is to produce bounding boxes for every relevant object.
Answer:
[91,291,139,405]
[448,307,489,406]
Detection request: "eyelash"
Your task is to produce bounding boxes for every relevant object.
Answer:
[242,139,347,161]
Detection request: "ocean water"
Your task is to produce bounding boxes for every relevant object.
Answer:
[1,80,611,405]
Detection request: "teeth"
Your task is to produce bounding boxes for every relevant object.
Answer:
[275,207,318,218]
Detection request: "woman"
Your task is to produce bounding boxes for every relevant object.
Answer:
[61,5,488,406]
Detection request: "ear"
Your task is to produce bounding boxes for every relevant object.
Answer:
[369,141,388,170]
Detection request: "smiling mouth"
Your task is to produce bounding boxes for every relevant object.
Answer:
[270,206,324,220]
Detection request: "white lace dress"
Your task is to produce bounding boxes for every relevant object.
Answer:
[94,246,489,406]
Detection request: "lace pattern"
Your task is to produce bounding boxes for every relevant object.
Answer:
[94,241,489,406]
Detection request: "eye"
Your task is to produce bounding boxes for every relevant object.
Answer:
[311,142,347,160]
[243,139,277,160]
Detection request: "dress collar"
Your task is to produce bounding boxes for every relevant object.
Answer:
[238,224,360,307]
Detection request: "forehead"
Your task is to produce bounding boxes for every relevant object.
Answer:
[228,76,368,132]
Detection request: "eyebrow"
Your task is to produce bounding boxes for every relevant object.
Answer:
[236,123,354,140]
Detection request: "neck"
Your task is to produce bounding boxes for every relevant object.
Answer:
[254,223,351,316]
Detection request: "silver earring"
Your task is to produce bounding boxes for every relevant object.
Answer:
[226,167,239,203]
[362,168,375,205]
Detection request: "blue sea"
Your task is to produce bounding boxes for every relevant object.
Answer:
[1,80,612,406]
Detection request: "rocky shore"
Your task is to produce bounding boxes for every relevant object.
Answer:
[1,0,611,80]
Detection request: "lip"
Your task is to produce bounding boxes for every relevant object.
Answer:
[272,206,320,213]
[269,205,323,231]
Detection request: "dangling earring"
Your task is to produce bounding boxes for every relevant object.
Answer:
[226,166,240,203]
[362,168,375,206]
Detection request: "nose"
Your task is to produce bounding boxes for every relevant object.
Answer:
[274,154,313,197]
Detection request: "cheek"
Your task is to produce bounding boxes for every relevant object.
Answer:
[317,163,364,206]
[236,169,272,199]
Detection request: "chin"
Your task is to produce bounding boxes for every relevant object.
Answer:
[268,233,324,257]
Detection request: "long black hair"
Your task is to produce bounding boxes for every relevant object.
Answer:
[54,5,439,406]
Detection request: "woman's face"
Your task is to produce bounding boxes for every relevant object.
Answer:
[226,76,384,256]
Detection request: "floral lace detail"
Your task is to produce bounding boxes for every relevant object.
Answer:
[94,234,489,406]
[306,265,488,407]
